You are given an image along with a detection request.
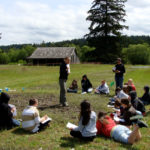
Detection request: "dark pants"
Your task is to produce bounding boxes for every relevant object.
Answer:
[59,79,67,105]
[38,120,50,132]
[115,76,123,89]
[12,119,21,126]
[70,130,96,141]
[67,88,78,93]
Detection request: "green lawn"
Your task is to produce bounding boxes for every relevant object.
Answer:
[0,64,150,150]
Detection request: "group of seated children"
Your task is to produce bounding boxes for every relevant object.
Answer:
[69,100,148,144]
[67,75,110,95]
[0,92,51,133]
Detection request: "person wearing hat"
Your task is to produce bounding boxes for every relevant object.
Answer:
[113,58,125,89]
[0,92,20,130]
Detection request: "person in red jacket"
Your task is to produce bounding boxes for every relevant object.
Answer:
[128,79,136,91]
[96,112,147,144]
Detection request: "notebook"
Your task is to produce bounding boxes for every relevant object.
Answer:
[66,122,77,129]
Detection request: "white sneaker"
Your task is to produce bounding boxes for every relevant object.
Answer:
[81,92,87,94]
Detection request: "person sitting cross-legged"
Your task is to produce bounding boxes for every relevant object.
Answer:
[139,86,150,105]
[129,91,146,115]
[81,75,93,94]
[0,92,20,130]
[109,87,129,105]
[127,79,136,91]
[95,80,109,95]
[70,100,97,141]
[96,111,148,144]
[67,80,78,93]
[22,98,51,133]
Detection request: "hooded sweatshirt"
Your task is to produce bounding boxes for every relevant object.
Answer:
[129,91,145,113]
[0,92,13,130]
[140,86,150,105]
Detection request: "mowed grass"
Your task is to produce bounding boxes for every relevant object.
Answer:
[0,64,150,150]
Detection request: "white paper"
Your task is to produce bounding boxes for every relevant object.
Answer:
[66,122,78,129]
[9,104,17,117]
[42,117,52,124]
[107,105,114,108]
[113,108,120,112]
[112,67,116,71]
[114,116,125,122]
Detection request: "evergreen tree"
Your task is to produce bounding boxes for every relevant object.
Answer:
[86,0,128,62]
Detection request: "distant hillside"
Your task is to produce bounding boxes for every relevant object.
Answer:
[1,36,150,51]
[0,38,87,51]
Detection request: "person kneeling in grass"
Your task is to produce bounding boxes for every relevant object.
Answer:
[70,100,97,141]
[96,111,148,144]
[22,98,51,133]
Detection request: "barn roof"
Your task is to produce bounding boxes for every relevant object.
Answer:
[28,47,76,59]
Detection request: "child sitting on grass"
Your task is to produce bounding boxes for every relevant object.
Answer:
[67,80,78,93]
[139,86,150,105]
[22,98,51,133]
[70,100,97,141]
[95,80,109,95]
[81,75,93,94]
[0,92,20,130]
[127,79,136,91]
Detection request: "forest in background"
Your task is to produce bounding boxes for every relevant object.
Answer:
[0,35,150,64]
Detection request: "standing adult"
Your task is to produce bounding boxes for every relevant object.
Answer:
[59,57,70,106]
[113,58,125,89]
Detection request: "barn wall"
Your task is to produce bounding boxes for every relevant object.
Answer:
[32,58,63,65]
[70,51,80,64]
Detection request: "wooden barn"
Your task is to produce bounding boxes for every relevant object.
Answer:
[27,47,80,65]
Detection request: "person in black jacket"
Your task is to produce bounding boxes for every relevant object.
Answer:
[120,98,137,126]
[81,75,93,94]
[139,86,150,105]
[113,58,125,89]
[0,92,20,130]
[59,57,70,106]
[129,91,146,115]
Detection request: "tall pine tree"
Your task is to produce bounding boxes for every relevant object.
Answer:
[86,0,128,62]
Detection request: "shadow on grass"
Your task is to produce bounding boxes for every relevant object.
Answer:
[146,110,150,116]
[97,135,139,150]
[60,137,90,148]
[12,127,31,135]
[38,104,62,111]
[120,144,139,150]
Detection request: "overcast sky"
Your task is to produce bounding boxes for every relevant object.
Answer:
[0,0,150,45]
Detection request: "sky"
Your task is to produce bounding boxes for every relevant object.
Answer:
[0,0,150,45]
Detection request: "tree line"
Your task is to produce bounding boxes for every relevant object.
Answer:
[1,0,150,64]
[0,36,150,64]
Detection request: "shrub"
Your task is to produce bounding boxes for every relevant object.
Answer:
[122,43,150,64]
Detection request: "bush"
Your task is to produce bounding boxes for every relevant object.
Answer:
[0,53,10,64]
[0,45,36,64]
[122,43,150,64]
[18,60,27,65]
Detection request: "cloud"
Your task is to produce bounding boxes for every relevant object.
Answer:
[0,0,91,45]
[0,0,150,45]
[124,0,150,35]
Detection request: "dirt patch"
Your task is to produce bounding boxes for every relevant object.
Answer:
[9,93,79,114]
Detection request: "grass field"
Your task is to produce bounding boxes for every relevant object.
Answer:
[0,64,150,150]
